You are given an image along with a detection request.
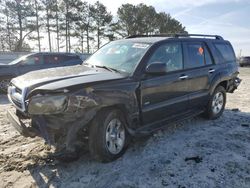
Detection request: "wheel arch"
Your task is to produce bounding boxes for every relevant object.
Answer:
[93,104,135,135]
[209,78,229,95]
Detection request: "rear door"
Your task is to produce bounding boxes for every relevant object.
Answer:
[40,54,60,70]
[140,42,189,125]
[183,42,216,110]
[59,55,82,66]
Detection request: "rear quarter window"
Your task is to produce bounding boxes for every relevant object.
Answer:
[214,43,236,63]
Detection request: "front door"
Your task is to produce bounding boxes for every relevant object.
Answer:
[18,54,42,75]
[140,42,189,126]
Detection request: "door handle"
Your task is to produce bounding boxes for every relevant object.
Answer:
[209,69,215,73]
[179,75,188,80]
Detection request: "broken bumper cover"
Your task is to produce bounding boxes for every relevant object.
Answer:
[7,110,38,138]
[228,77,241,93]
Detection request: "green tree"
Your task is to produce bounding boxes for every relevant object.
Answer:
[4,0,35,51]
[117,4,137,36]
[117,3,187,36]
[91,1,112,49]
[59,0,80,52]
[41,0,53,52]
[29,0,43,52]
[74,1,89,53]
[156,12,187,34]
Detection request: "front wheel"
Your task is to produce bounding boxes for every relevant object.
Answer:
[204,86,226,120]
[89,109,130,162]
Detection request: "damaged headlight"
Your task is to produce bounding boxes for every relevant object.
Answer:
[28,95,68,115]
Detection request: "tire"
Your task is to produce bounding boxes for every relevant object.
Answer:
[89,108,130,162]
[204,86,226,120]
[0,79,11,94]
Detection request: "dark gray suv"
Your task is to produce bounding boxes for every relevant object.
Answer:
[7,34,241,162]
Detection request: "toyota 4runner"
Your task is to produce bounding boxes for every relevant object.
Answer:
[7,34,241,162]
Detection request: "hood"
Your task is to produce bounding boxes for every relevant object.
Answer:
[11,65,127,91]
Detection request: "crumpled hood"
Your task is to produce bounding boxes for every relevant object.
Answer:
[11,65,127,91]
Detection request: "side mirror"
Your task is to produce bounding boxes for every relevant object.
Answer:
[145,62,167,75]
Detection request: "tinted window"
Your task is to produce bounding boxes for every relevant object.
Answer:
[148,42,183,72]
[59,55,81,64]
[185,43,205,69]
[214,43,235,63]
[44,55,60,64]
[22,55,41,65]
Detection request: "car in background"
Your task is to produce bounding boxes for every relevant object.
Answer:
[0,52,83,92]
[239,56,250,67]
[78,53,91,61]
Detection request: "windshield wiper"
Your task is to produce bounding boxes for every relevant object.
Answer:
[95,65,122,73]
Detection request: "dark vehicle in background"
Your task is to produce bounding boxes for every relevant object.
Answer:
[0,52,83,92]
[239,56,250,67]
[7,34,241,162]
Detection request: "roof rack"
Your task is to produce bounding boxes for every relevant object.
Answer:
[126,34,224,40]
[174,34,224,40]
[126,34,173,39]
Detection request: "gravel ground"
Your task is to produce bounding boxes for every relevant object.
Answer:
[0,68,249,188]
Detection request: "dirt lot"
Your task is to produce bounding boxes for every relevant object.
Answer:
[0,68,250,188]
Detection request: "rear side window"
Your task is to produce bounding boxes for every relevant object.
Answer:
[185,43,213,69]
[59,55,82,64]
[44,55,60,64]
[214,43,235,63]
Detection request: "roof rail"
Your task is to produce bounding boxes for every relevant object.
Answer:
[126,34,224,40]
[174,34,224,40]
[126,34,174,39]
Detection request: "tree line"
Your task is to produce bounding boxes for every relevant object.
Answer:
[0,0,187,53]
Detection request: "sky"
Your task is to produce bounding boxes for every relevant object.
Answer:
[86,0,250,56]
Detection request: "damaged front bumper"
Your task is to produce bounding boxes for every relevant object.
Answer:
[7,110,38,138]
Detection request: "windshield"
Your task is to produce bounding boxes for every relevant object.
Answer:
[85,41,151,74]
[8,54,31,65]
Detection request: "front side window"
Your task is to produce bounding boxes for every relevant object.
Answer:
[85,41,151,74]
[147,42,183,72]
[22,55,41,65]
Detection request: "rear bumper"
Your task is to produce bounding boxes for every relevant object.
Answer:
[7,110,38,138]
[228,77,241,93]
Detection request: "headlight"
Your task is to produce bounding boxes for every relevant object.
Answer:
[28,95,68,115]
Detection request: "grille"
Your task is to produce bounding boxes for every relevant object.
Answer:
[15,86,22,94]
[8,83,26,112]
[11,97,22,109]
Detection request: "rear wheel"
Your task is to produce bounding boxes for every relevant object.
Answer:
[89,108,130,162]
[204,86,226,119]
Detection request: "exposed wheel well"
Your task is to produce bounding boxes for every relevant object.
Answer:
[95,104,130,128]
[218,81,228,91]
